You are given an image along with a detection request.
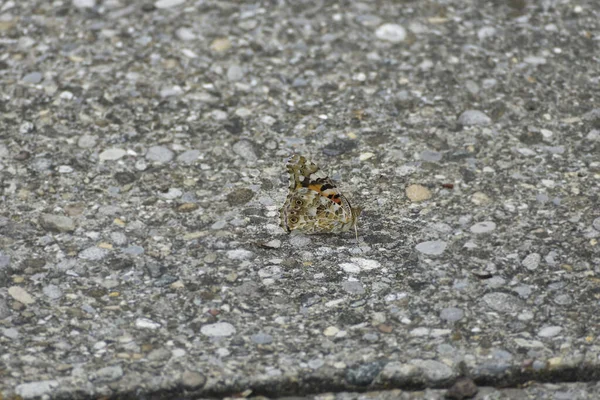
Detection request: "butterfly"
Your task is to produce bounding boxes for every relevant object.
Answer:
[279,154,361,241]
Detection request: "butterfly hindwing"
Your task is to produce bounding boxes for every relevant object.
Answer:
[279,155,360,236]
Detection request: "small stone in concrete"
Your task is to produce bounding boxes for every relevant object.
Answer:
[593,217,600,232]
[95,365,123,382]
[482,292,523,313]
[340,262,361,274]
[3,327,19,339]
[458,110,492,126]
[323,326,339,336]
[135,318,161,330]
[8,286,35,304]
[477,26,496,40]
[201,322,236,337]
[146,146,174,163]
[406,184,432,202]
[155,0,185,8]
[99,148,126,161]
[43,284,63,300]
[226,249,254,260]
[181,371,207,389]
[210,38,231,52]
[251,332,273,344]
[375,23,407,43]
[378,362,420,382]
[262,239,281,249]
[122,245,144,255]
[440,307,464,322]
[211,220,227,230]
[78,246,109,261]
[351,258,381,271]
[159,188,182,200]
[176,27,196,41]
[147,347,172,361]
[415,240,447,255]
[177,149,200,164]
[0,251,11,269]
[31,158,52,172]
[110,231,128,246]
[522,253,541,271]
[15,380,59,399]
[345,361,385,386]
[22,71,43,84]
[40,214,75,233]
[414,359,454,383]
[470,221,496,233]
[446,377,478,400]
[19,121,35,134]
[538,326,562,338]
[78,134,97,148]
[232,140,258,161]
[554,293,572,305]
[227,64,244,81]
[342,281,365,295]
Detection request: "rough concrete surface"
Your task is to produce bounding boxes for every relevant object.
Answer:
[1,0,599,399]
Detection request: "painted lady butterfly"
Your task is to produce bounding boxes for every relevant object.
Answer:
[279,155,361,241]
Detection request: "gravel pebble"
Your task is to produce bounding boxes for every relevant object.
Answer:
[15,381,59,399]
[458,110,492,126]
[181,371,206,389]
[415,240,447,255]
[99,148,127,161]
[226,249,254,260]
[8,286,35,304]
[40,214,75,233]
[375,23,407,43]
[201,322,236,337]
[414,359,454,383]
[147,348,172,362]
[177,149,201,164]
[232,140,258,161]
[592,217,600,231]
[251,332,273,344]
[78,246,110,261]
[440,307,464,322]
[146,146,174,163]
[155,0,185,8]
[22,71,43,84]
[3,327,19,339]
[522,253,541,271]
[95,365,123,382]
[323,326,339,336]
[405,184,432,202]
[470,221,496,233]
[110,231,128,246]
[342,280,365,295]
[482,292,523,313]
[122,245,144,255]
[135,318,161,330]
[538,326,563,338]
[43,284,63,300]
[345,361,385,386]
[0,252,11,269]
[227,64,244,81]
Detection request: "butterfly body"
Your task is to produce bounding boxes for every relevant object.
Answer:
[280,155,361,236]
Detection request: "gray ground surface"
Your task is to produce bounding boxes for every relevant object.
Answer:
[1,0,599,399]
